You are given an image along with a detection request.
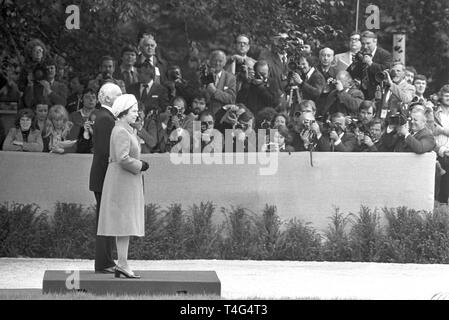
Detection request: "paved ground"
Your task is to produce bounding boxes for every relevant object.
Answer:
[1,258,449,300]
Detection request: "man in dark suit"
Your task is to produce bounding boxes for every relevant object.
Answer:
[382,107,436,153]
[128,62,169,117]
[258,35,290,99]
[89,83,122,273]
[204,50,236,115]
[113,45,139,92]
[351,30,392,100]
[289,54,326,103]
[236,60,281,115]
[320,70,364,118]
[320,112,358,152]
[136,34,168,85]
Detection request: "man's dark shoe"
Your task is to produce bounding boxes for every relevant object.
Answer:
[95,266,116,274]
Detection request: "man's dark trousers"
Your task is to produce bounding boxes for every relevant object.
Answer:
[94,192,116,270]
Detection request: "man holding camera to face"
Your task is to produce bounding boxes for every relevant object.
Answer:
[163,65,196,106]
[348,31,392,100]
[377,62,416,118]
[236,60,281,115]
[88,56,127,94]
[225,34,257,93]
[382,107,435,153]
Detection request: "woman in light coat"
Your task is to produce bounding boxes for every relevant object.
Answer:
[97,94,149,278]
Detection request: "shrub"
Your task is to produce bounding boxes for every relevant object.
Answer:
[50,203,96,259]
[219,206,261,259]
[322,208,352,261]
[349,206,386,262]
[254,205,282,260]
[184,202,222,259]
[276,218,322,261]
[156,204,188,259]
[0,203,52,257]
[419,205,449,263]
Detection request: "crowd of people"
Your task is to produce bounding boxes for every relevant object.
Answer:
[1,30,449,202]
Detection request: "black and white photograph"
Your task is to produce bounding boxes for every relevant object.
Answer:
[1,0,449,310]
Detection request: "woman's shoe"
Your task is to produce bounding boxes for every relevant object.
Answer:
[114,265,140,279]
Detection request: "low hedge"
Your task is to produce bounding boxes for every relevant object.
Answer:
[1,201,449,263]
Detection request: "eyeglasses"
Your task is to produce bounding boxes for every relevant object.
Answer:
[201,121,214,126]
[237,42,249,45]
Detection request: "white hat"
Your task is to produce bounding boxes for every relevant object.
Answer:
[111,94,138,118]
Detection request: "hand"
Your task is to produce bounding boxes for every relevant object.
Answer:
[51,146,65,154]
[141,160,149,172]
[232,55,245,64]
[171,115,180,128]
[363,54,373,66]
[12,140,23,146]
[292,72,303,85]
[335,80,344,92]
[202,132,211,142]
[207,83,217,94]
[363,135,374,147]
[300,129,310,143]
[329,130,339,142]
[39,80,52,95]
[397,123,409,136]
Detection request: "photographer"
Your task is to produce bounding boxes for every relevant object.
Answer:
[321,112,358,152]
[379,62,416,116]
[225,34,257,92]
[382,107,435,154]
[432,85,449,201]
[203,50,236,115]
[22,63,66,109]
[236,60,281,115]
[193,110,223,153]
[163,65,196,106]
[320,70,364,118]
[356,118,386,152]
[288,54,326,104]
[348,31,392,100]
[261,124,294,152]
[294,112,330,151]
[88,56,126,94]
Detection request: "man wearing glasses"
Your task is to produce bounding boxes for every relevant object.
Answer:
[333,32,362,73]
[226,34,257,93]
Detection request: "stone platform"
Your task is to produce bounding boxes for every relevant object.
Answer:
[42,270,221,296]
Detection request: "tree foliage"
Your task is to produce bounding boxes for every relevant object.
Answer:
[1,0,447,90]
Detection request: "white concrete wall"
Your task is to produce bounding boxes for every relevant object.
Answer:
[0,151,436,231]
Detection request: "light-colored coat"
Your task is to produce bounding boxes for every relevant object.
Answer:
[97,121,145,237]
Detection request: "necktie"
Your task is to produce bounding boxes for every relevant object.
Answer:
[214,73,220,87]
[141,84,149,101]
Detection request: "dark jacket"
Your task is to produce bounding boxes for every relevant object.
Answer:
[300,68,326,103]
[320,87,365,117]
[236,79,281,115]
[128,82,169,116]
[89,107,115,192]
[382,127,436,154]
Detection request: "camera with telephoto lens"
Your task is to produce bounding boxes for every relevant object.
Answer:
[388,111,410,126]
[260,119,271,130]
[375,69,397,83]
[199,63,215,86]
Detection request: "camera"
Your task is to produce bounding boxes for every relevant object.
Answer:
[388,112,410,126]
[260,119,271,130]
[199,63,215,86]
[168,68,182,81]
[346,118,372,139]
[235,122,249,131]
[375,69,397,83]
[168,105,183,117]
[322,120,341,133]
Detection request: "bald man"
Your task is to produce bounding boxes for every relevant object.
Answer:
[90,83,122,273]
[206,50,236,115]
[316,47,339,112]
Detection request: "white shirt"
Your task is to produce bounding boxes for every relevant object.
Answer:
[436,111,449,156]
[214,71,223,86]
